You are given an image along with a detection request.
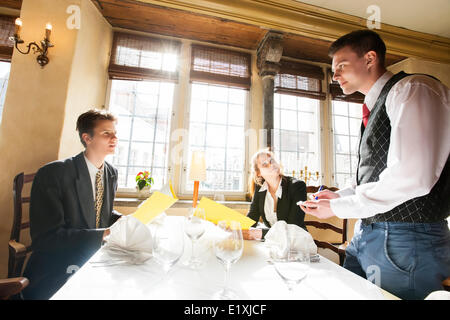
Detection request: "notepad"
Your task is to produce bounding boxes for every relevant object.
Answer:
[197,197,256,230]
[131,191,178,224]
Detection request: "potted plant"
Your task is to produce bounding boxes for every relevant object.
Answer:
[135,171,154,198]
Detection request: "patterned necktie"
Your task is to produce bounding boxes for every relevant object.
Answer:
[95,169,104,228]
[362,103,370,127]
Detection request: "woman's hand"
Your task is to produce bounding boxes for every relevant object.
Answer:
[242,228,262,241]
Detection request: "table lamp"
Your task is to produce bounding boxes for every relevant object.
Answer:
[189,151,206,208]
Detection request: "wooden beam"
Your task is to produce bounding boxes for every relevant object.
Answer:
[135,0,450,63]
[0,0,22,10]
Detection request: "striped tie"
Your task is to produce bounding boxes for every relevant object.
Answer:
[95,170,104,228]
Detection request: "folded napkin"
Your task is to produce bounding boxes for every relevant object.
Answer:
[102,215,153,264]
[425,290,450,300]
[264,220,317,256]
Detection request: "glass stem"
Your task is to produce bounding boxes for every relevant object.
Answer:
[191,239,196,261]
[223,263,230,291]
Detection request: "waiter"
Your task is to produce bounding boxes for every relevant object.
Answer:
[301,29,449,300]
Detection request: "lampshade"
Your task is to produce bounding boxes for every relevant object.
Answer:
[188,151,206,181]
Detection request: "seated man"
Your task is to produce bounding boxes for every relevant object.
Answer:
[23,109,122,299]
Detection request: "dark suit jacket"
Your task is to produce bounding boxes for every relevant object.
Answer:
[247,176,307,239]
[23,151,121,299]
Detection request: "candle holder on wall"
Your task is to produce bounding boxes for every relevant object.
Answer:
[9,18,54,68]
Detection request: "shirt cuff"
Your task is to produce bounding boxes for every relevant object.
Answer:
[336,186,356,198]
[331,195,360,219]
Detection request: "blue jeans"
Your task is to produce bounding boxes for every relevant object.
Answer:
[343,220,450,300]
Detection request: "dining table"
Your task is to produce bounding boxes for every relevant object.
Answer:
[51,216,395,300]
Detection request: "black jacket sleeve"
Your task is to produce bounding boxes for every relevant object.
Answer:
[29,165,104,254]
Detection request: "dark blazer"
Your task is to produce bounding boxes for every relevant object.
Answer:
[247,176,307,238]
[23,151,121,300]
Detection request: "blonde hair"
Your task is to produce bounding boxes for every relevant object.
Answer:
[248,148,284,197]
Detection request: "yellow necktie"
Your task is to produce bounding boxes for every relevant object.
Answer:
[95,170,104,228]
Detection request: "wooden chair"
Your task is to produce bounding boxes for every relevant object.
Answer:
[0,277,29,300]
[8,172,35,278]
[304,185,348,266]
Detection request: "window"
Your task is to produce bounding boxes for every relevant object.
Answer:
[0,61,10,123]
[107,80,175,190]
[329,76,365,189]
[272,60,325,181]
[106,32,180,191]
[182,45,251,194]
[273,93,321,177]
[184,83,247,193]
[332,101,362,188]
[0,15,15,124]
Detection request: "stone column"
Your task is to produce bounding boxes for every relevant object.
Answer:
[256,31,283,150]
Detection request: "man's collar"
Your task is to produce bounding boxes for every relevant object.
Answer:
[364,70,394,111]
[83,152,104,172]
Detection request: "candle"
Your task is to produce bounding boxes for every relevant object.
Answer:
[14,18,22,37]
[45,23,52,40]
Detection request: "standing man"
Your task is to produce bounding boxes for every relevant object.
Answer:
[23,109,122,299]
[301,30,449,300]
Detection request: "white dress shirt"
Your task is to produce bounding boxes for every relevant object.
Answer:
[331,71,450,219]
[259,179,283,226]
[84,153,104,201]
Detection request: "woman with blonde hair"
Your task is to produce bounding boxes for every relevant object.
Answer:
[242,148,307,240]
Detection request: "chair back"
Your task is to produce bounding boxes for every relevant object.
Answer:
[304,185,348,265]
[8,172,35,278]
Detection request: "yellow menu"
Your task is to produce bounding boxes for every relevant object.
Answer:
[197,197,256,230]
[131,191,178,224]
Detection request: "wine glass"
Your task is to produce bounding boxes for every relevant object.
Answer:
[213,220,244,300]
[152,218,184,276]
[183,207,206,269]
[273,235,310,292]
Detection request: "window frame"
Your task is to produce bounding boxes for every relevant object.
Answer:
[273,92,323,179]
[105,78,178,195]
[178,81,251,200]
[330,100,363,189]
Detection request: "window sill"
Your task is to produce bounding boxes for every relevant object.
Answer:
[114,197,251,210]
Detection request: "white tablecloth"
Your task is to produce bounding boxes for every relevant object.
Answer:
[51,216,385,300]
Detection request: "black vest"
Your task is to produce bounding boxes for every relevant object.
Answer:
[357,71,450,225]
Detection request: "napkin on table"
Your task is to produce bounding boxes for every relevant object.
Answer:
[100,214,153,265]
[264,220,317,255]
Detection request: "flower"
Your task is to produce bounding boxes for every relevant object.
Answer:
[135,170,154,190]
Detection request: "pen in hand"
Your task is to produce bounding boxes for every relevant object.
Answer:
[315,185,324,200]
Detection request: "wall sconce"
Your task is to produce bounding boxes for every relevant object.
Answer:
[9,18,54,68]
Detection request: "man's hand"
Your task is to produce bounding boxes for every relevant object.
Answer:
[242,228,262,241]
[300,199,336,219]
[312,189,340,200]
[300,190,340,219]
[102,228,110,240]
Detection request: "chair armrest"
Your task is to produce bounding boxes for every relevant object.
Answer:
[8,240,27,255]
[0,277,29,300]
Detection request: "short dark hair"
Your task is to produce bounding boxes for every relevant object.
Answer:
[76,109,117,147]
[328,29,386,67]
